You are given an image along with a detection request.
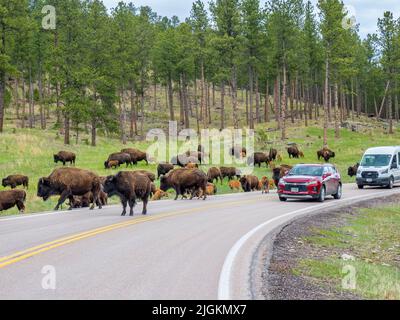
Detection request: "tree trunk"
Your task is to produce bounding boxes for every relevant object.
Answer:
[281,63,287,141]
[323,58,329,148]
[28,66,34,128]
[265,81,270,123]
[255,72,260,124]
[231,66,239,129]
[248,65,254,129]
[220,82,225,131]
[168,75,175,121]
[38,68,46,130]
[334,82,340,139]
[21,79,26,129]
[130,81,138,138]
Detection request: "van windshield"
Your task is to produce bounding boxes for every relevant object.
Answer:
[361,154,392,167]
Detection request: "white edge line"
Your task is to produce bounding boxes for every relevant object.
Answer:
[217,190,400,300]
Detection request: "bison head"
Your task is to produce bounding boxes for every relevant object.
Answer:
[37,178,52,201]
[103,175,118,197]
[159,175,170,192]
[1,178,8,187]
[53,155,60,163]
[104,161,109,169]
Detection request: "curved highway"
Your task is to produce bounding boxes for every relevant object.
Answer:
[0,185,398,300]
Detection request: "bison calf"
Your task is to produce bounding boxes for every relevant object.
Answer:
[0,190,26,213]
[2,175,29,189]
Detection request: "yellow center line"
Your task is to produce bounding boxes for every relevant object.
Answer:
[0,197,263,269]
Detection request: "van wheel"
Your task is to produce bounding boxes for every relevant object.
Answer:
[387,177,394,189]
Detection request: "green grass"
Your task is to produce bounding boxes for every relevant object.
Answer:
[1,117,400,215]
[293,206,400,300]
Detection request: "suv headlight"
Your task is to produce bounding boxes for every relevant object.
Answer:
[279,179,286,185]
[381,169,389,175]
[306,181,318,186]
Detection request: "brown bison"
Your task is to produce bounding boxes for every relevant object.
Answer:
[240,175,260,192]
[121,148,149,165]
[348,163,360,177]
[105,160,120,169]
[207,167,223,184]
[160,168,207,201]
[287,146,301,159]
[220,167,241,181]
[248,152,270,168]
[37,168,103,211]
[105,153,132,169]
[54,151,76,166]
[103,171,152,216]
[317,148,336,162]
[269,148,278,161]
[2,175,29,189]
[0,190,26,213]
[273,165,293,187]
[157,163,174,179]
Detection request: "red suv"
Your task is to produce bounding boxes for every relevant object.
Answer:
[278,164,342,202]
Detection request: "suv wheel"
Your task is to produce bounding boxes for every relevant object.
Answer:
[318,186,326,203]
[279,196,287,202]
[334,184,342,200]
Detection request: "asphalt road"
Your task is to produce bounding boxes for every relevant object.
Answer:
[0,185,399,300]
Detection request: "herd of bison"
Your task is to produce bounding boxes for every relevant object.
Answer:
[0,145,359,216]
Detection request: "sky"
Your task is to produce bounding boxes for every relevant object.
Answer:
[102,0,400,38]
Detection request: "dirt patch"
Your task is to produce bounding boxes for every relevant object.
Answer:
[261,195,400,300]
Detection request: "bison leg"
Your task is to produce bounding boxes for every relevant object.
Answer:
[129,199,136,216]
[55,190,71,211]
[142,197,148,215]
[121,198,128,216]
[16,201,25,214]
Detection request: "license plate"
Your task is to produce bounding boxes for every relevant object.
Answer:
[291,188,299,193]
[366,179,373,183]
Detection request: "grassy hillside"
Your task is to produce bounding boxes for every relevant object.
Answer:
[1,119,400,216]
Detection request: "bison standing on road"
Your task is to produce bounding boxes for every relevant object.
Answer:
[160,168,208,201]
[0,190,26,213]
[317,148,336,162]
[103,171,153,216]
[157,163,174,179]
[2,175,29,189]
[273,165,293,187]
[240,175,260,192]
[54,151,76,166]
[37,168,103,211]
[122,148,149,165]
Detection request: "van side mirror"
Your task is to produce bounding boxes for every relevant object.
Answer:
[392,163,398,169]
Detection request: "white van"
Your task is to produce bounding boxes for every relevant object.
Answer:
[356,146,400,189]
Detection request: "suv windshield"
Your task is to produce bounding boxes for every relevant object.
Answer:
[361,154,392,167]
[288,166,324,177]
